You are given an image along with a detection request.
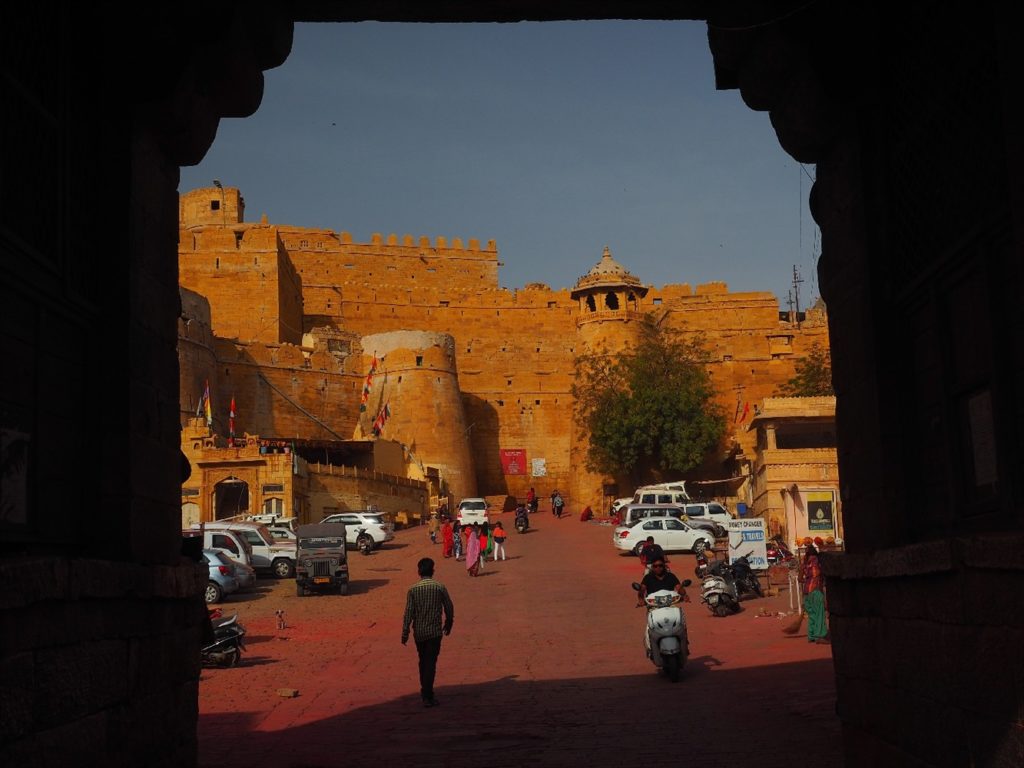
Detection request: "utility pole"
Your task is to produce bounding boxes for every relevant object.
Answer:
[786,289,796,326]
[791,265,804,328]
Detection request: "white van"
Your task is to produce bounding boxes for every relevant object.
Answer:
[632,488,690,506]
[192,521,297,578]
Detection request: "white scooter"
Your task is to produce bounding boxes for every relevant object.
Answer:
[633,582,692,682]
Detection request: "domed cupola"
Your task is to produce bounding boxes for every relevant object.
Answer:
[571,246,648,315]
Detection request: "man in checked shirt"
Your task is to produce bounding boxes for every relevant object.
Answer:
[401,557,454,707]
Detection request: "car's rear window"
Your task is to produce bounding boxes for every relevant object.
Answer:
[364,515,384,524]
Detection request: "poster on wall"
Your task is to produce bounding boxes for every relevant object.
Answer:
[727,518,768,569]
[531,458,547,477]
[500,448,527,475]
[806,491,835,531]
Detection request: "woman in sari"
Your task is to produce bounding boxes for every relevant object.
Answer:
[441,519,454,559]
[465,523,482,576]
[801,544,829,644]
[452,521,463,561]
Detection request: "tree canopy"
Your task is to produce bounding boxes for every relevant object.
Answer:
[572,317,727,481]
[777,342,834,397]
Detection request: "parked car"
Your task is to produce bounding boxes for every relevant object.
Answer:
[457,498,489,526]
[621,503,727,539]
[679,501,733,528]
[195,521,297,578]
[185,527,255,570]
[221,553,257,591]
[320,510,395,549]
[295,523,350,596]
[267,525,297,543]
[631,483,691,506]
[202,549,241,604]
[613,517,715,556]
[610,497,633,517]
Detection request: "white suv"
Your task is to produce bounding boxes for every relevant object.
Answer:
[196,521,297,578]
[457,498,488,526]
[320,511,395,550]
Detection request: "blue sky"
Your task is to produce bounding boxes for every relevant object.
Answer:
[181,21,821,305]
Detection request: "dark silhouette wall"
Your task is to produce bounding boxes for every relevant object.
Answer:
[2,2,1022,765]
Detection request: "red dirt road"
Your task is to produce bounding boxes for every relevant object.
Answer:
[199,514,841,767]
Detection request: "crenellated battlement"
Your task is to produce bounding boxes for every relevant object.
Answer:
[177,185,832,518]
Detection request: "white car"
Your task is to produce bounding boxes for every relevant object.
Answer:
[196,521,297,579]
[457,498,489,526]
[613,517,715,556]
[320,511,395,549]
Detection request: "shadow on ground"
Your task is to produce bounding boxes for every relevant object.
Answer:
[199,657,840,768]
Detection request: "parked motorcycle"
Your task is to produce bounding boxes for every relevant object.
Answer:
[633,582,692,682]
[514,504,530,533]
[766,538,795,566]
[202,611,246,667]
[355,527,373,556]
[728,554,764,598]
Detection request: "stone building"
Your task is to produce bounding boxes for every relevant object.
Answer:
[741,396,841,546]
[5,4,1023,767]
[178,190,830,516]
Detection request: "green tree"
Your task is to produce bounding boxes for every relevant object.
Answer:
[778,342,834,396]
[572,316,727,481]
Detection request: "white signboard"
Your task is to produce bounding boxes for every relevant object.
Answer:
[531,458,547,477]
[727,518,768,570]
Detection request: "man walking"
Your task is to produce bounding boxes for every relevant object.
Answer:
[401,558,454,708]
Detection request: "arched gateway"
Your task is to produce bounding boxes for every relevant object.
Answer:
[3,4,1022,767]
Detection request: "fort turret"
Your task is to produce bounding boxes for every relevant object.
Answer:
[571,246,648,353]
[179,184,245,227]
[357,331,477,502]
[570,247,650,513]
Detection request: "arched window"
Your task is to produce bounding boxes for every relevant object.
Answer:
[263,497,285,517]
[181,501,200,527]
[586,295,596,312]
[605,292,619,310]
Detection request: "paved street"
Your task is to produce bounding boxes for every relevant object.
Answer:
[198,514,842,768]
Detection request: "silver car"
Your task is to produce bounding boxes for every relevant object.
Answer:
[203,549,241,604]
[222,553,257,592]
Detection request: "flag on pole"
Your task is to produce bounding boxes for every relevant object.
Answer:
[738,401,750,424]
[228,396,236,446]
[203,380,212,428]
[371,403,392,437]
[359,354,378,413]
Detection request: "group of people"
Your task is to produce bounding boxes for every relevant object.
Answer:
[524,486,564,518]
[427,515,508,577]
[634,534,830,644]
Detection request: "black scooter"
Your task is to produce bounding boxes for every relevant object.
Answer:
[514,505,530,533]
[202,612,246,667]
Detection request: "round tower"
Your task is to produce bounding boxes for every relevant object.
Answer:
[570,247,649,515]
[571,246,648,353]
[358,331,477,503]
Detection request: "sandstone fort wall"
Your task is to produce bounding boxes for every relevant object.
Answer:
[357,331,477,501]
[178,187,831,511]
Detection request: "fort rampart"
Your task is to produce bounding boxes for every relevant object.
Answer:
[179,186,830,511]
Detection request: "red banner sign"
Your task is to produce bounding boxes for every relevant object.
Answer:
[499,448,527,475]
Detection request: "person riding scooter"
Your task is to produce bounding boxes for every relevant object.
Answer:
[633,557,693,683]
[637,556,688,606]
[514,502,530,533]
